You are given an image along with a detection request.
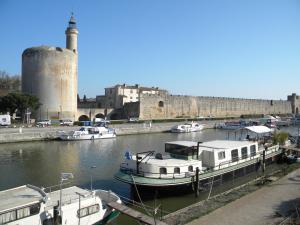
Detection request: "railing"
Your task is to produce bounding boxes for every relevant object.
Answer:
[217,144,280,170]
[217,152,259,170]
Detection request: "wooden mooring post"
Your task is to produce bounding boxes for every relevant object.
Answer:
[195,167,200,197]
[107,202,168,225]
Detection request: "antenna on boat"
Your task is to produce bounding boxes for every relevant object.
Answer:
[59,172,74,218]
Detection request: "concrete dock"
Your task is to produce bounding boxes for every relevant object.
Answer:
[186,168,300,225]
[0,121,217,144]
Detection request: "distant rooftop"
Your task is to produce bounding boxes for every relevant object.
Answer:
[106,83,165,91]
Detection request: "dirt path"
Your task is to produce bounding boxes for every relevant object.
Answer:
[186,168,300,225]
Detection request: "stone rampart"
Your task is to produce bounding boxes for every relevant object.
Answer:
[138,93,292,120]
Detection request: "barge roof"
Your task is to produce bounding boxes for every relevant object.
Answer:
[199,140,255,150]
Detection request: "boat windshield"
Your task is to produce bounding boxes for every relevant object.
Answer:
[165,143,198,160]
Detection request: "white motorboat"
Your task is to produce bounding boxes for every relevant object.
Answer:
[0,185,121,225]
[171,122,204,133]
[115,138,280,188]
[59,126,116,140]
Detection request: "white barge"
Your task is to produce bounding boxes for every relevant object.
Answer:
[0,185,121,225]
[115,139,281,187]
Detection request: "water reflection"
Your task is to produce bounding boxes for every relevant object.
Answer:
[0,128,295,225]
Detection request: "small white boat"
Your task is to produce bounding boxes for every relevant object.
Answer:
[0,184,121,225]
[59,126,116,140]
[171,122,204,133]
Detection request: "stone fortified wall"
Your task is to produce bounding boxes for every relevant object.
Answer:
[287,93,300,114]
[136,93,292,120]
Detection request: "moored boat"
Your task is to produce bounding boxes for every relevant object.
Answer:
[59,126,116,141]
[171,122,204,133]
[115,138,281,188]
[0,185,121,225]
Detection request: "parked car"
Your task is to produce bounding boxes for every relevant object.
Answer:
[0,115,11,126]
[128,117,139,122]
[59,119,73,126]
[37,119,51,127]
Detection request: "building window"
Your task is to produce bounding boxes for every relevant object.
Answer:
[159,101,164,107]
[241,147,248,159]
[250,145,256,157]
[174,167,180,174]
[188,165,193,172]
[160,167,167,174]
[231,149,239,162]
[218,151,225,160]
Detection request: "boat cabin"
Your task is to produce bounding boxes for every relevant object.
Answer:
[0,185,47,224]
[198,140,258,170]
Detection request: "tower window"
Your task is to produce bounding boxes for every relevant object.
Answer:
[159,101,164,107]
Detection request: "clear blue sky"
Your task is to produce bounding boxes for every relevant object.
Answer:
[1,0,300,99]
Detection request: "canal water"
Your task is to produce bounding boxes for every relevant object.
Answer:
[0,128,292,224]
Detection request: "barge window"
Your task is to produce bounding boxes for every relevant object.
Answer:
[231,149,239,162]
[160,167,167,174]
[218,151,225,160]
[78,204,100,218]
[188,166,193,172]
[250,145,256,157]
[174,167,180,174]
[0,203,40,224]
[241,147,248,159]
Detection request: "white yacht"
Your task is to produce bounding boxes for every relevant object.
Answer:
[171,122,204,133]
[59,126,116,141]
[115,138,280,187]
[0,185,121,225]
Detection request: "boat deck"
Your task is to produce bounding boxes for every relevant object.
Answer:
[46,186,92,209]
[0,185,45,212]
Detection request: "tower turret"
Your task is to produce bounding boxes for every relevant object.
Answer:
[65,14,78,53]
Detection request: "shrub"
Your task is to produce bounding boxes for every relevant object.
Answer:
[273,132,289,145]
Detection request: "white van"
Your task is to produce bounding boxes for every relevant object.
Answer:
[0,115,11,126]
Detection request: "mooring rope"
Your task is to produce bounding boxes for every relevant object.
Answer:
[130,174,153,217]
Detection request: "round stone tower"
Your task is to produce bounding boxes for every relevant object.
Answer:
[22,15,78,121]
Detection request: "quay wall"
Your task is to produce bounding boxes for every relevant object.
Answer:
[138,93,292,120]
[0,122,216,144]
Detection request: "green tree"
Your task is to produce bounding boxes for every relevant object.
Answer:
[0,93,40,120]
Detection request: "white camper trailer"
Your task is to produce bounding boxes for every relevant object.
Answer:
[0,115,11,126]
